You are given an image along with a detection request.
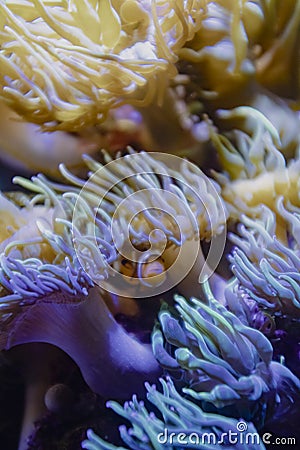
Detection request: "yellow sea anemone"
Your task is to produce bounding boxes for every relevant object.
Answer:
[178,0,261,102]
[178,0,300,104]
[0,191,56,261]
[0,0,203,131]
[211,107,300,239]
[255,0,300,99]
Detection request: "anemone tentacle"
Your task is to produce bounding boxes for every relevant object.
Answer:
[152,281,300,421]
[82,377,266,450]
[12,150,228,298]
[229,201,300,317]
[0,0,204,131]
[212,107,300,228]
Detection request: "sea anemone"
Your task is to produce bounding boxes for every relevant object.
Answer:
[0,189,59,261]
[229,201,300,317]
[0,178,159,398]
[0,0,203,131]
[29,149,228,299]
[152,281,300,423]
[82,377,265,450]
[178,1,300,103]
[211,107,300,228]
[254,0,300,99]
[0,1,299,448]
[0,178,160,449]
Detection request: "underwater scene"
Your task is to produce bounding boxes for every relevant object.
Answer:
[0,1,299,449]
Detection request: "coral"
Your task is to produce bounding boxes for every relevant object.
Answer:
[82,377,265,450]
[10,170,117,277]
[152,281,300,421]
[0,191,56,260]
[3,287,160,397]
[228,91,300,159]
[0,182,104,318]
[211,103,300,318]
[178,0,260,102]
[254,0,300,98]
